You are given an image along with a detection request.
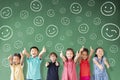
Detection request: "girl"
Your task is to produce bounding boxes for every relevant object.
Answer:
[46,52,59,80]
[22,46,46,80]
[60,48,79,80]
[79,46,94,80]
[93,47,110,80]
[8,53,24,80]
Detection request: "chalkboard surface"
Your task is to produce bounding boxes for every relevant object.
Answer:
[0,0,120,80]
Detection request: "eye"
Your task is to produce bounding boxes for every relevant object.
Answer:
[110,7,112,9]
[6,29,8,32]
[2,32,4,34]
[105,6,107,8]
[106,28,108,31]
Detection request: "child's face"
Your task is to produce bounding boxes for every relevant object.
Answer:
[66,50,74,60]
[96,48,104,58]
[50,54,57,62]
[81,51,88,60]
[31,48,38,57]
[13,56,20,64]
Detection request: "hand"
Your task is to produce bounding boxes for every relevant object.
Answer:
[79,46,84,53]
[8,55,12,60]
[55,61,59,66]
[22,48,27,55]
[99,65,103,70]
[41,46,46,53]
[60,51,63,58]
[90,46,94,53]
[46,62,49,66]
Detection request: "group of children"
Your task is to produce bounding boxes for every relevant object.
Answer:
[8,46,110,80]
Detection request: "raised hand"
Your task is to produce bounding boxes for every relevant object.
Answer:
[79,46,84,53]
[60,51,63,58]
[90,46,94,53]
[45,62,49,67]
[41,46,46,53]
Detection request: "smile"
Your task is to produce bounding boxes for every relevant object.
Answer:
[106,33,113,37]
[49,31,56,35]
[104,10,112,13]
[3,32,10,38]
[73,9,80,12]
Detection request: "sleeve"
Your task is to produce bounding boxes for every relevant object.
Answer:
[38,57,42,63]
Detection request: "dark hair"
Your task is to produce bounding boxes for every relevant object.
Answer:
[81,48,89,55]
[94,47,104,57]
[49,52,57,58]
[30,46,39,52]
[13,53,21,59]
[66,48,75,60]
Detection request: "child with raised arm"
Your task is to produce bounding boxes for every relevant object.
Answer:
[8,53,24,80]
[93,47,110,80]
[22,46,46,80]
[60,48,79,80]
[46,52,59,80]
[79,46,94,80]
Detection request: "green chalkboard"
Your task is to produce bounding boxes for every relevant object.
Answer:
[0,0,120,80]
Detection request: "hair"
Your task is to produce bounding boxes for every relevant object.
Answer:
[81,48,89,55]
[13,53,21,59]
[65,48,75,60]
[49,52,57,58]
[30,46,39,52]
[94,47,104,57]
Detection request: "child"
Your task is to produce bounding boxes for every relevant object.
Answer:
[60,48,79,80]
[8,53,24,80]
[22,46,46,80]
[79,46,94,80]
[46,52,59,80]
[93,47,110,80]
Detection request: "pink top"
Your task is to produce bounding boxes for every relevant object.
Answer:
[62,59,77,80]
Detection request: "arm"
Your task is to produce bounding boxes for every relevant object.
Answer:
[88,46,94,61]
[78,46,84,62]
[8,55,13,65]
[93,58,103,70]
[20,53,24,65]
[38,46,46,59]
[60,51,66,62]
[22,48,30,58]
[74,51,79,63]
[104,57,110,69]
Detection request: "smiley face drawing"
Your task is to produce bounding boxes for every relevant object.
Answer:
[46,24,58,37]
[101,23,120,41]
[70,2,82,14]
[61,17,70,26]
[33,16,44,26]
[0,25,13,41]
[101,1,116,16]
[0,7,12,19]
[55,43,64,52]
[30,0,42,12]
[78,23,89,34]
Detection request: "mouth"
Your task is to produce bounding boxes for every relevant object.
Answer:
[33,6,40,10]
[3,32,10,38]
[49,31,56,35]
[73,9,80,12]
[106,33,113,37]
[104,10,112,13]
